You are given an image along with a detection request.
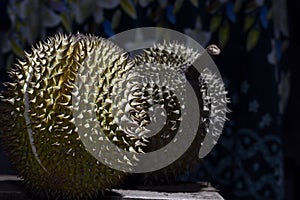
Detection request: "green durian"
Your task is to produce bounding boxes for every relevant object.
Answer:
[124,42,229,185]
[0,32,229,199]
[0,33,139,199]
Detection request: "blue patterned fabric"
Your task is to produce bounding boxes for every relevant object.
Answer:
[0,0,289,199]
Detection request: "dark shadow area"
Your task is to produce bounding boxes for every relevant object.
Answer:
[283,1,300,200]
[0,178,123,200]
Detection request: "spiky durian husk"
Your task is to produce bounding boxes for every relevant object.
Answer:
[0,33,140,200]
[0,33,229,197]
[125,42,229,185]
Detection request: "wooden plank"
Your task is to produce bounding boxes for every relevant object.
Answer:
[0,175,224,200]
[112,189,224,200]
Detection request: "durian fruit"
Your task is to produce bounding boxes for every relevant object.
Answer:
[123,41,229,185]
[0,33,142,199]
[0,32,229,198]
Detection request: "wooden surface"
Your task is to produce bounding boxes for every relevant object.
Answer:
[0,175,224,200]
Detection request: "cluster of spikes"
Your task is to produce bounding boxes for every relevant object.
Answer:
[0,33,229,199]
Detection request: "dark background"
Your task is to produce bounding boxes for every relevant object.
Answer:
[283,0,300,199]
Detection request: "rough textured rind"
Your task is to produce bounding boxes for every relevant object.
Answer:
[0,34,229,198]
[125,42,229,185]
[0,33,132,200]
